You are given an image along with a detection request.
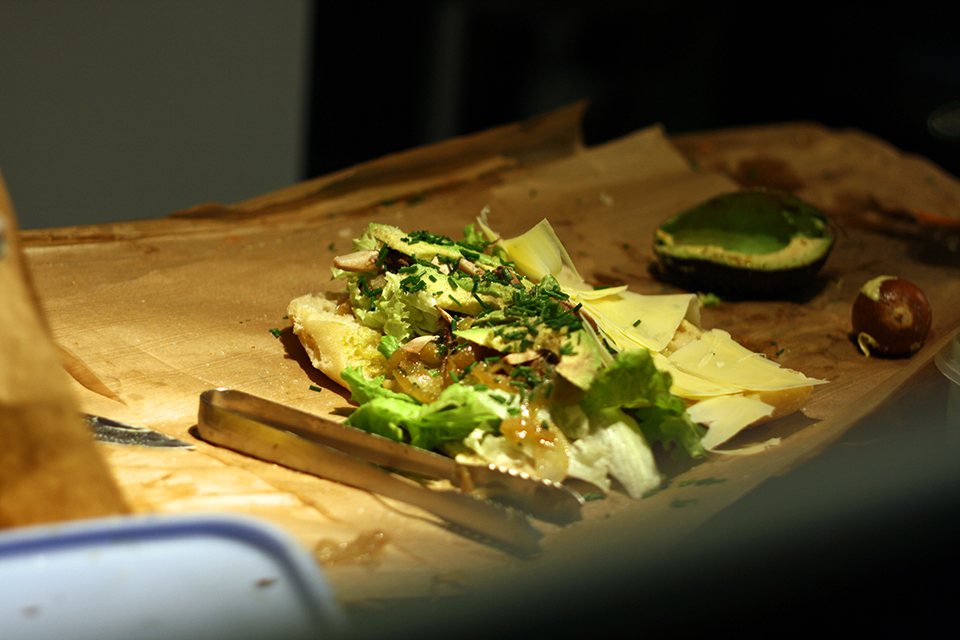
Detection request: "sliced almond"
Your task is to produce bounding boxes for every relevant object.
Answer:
[333,250,380,272]
[432,255,451,275]
[401,334,438,353]
[504,350,539,365]
[458,258,483,277]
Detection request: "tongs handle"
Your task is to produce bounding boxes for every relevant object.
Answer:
[196,389,543,555]
[197,388,581,524]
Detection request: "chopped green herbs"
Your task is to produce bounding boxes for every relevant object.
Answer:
[641,479,672,499]
[357,276,383,298]
[375,244,390,267]
[697,291,722,307]
[402,230,455,246]
[677,477,727,487]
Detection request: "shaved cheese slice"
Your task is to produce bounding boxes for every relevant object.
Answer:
[570,285,629,299]
[687,394,780,453]
[668,329,827,391]
[577,289,700,353]
[490,217,587,289]
[651,352,742,399]
[482,212,702,354]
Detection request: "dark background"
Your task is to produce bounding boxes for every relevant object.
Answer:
[4,2,959,229]
[305,2,960,180]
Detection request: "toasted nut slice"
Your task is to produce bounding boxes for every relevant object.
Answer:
[334,250,380,272]
[458,258,483,277]
[504,350,539,365]
[431,255,452,275]
[401,335,438,353]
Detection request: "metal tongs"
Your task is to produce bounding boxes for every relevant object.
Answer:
[196,388,584,554]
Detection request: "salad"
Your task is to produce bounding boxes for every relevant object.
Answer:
[291,211,825,498]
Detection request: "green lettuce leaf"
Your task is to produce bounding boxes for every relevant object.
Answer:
[377,334,401,360]
[341,366,412,405]
[580,349,706,459]
[341,366,506,451]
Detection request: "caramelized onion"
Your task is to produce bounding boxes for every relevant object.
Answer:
[499,402,569,482]
[441,343,482,385]
[469,367,515,394]
[396,357,444,403]
[385,349,444,403]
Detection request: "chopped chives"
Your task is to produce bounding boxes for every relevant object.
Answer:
[471,291,490,311]
[375,244,390,267]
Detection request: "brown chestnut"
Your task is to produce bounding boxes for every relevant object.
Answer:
[852,276,932,357]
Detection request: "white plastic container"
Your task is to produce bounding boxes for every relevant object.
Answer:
[0,512,348,640]
[935,331,960,431]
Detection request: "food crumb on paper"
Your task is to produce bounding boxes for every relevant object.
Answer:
[315,530,389,566]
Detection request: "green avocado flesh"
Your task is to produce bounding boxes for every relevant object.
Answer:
[653,190,834,297]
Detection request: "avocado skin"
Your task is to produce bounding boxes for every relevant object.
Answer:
[652,190,834,298]
[654,251,832,298]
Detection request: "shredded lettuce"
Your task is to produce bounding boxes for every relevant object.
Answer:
[572,412,662,498]
[348,269,442,342]
[461,222,488,249]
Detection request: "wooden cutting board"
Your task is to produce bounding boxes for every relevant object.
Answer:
[16,104,960,606]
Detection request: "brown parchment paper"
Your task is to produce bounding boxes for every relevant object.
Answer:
[18,104,960,606]
[0,169,128,528]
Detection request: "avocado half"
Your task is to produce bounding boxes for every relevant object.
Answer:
[653,189,834,298]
